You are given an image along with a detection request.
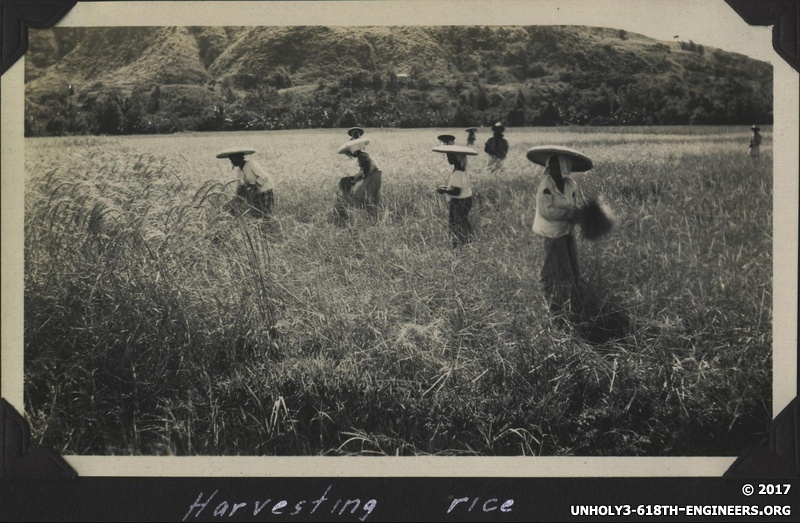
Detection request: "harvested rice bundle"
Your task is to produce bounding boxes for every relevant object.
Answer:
[578,197,615,240]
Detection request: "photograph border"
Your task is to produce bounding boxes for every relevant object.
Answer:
[2,1,797,512]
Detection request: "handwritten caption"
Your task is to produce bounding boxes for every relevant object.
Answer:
[182,484,515,520]
[447,496,514,514]
[183,485,377,521]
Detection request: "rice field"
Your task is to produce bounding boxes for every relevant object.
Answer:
[23,126,773,456]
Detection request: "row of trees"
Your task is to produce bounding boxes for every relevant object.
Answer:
[26,63,771,137]
[26,84,220,137]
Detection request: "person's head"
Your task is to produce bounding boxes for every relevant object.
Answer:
[545,154,575,181]
[216,147,255,165]
[546,155,562,179]
[438,134,456,146]
[492,122,505,135]
[434,144,477,166]
[348,127,364,140]
[752,125,761,134]
[527,146,590,176]
[228,153,246,168]
[447,152,467,170]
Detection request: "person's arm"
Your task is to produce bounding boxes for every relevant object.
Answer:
[537,182,576,221]
[484,137,494,155]
[437,171,463,196]
[234,168,248,194]
[235,180,248,198]
[247,161,271,190]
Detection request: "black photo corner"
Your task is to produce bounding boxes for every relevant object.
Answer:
[1,0,798,521]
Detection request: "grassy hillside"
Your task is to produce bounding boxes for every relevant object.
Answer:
[24,26,773,136]
[208,26,451,86]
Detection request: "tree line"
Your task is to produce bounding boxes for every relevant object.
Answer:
[25,31,772,136]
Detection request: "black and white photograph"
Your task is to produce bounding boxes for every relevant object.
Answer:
[2,0,797,490]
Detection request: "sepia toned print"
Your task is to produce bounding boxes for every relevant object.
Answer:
[2,1,796,479]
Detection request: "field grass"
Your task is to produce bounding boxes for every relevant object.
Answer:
[23,126,772,456]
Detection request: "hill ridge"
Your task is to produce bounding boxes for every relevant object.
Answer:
[24,25,773,136]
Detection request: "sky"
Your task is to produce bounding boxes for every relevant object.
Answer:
[587,0,777,63]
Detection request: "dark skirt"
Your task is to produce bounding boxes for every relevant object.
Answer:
[253,189,275,216]
[541,234,581,312]
[448,197,473,247]
[235,185,274,218]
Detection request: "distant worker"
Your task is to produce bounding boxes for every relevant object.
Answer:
[338,136,382,218]
[748,125,762,158]
[484,122,509,175]
[216,146,275,218]
[348,127,365,140]
[465,127,478,147]
[437,134,456,145]
[433,142,478,247]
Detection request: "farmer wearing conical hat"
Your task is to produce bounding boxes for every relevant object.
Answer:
[216,147,275,218]
[433,143,478,247]
[748,125,762,158]
[528,146,593,312]
[438,134,456,145]
[484,122,509,175]
[348,127,365,140]
[338,136,382,218]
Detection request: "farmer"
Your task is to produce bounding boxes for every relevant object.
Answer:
[338,136,382,217]
[465,127,478,147]
[528,146,593,312]
[437,134,456,145]
[484,122,509,175]
[433,143,478,247]
[216,146,275,218]
[748,125,762,158]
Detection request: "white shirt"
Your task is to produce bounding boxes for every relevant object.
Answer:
[532,175,578,238]
[237,159,274,193]
[446,169,472,201]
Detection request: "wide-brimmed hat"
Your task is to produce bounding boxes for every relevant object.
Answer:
[338,136,370,155]
[216,147,256,159]
[751,125,761,131]
[465,127,478,133]
[491,122,505,132]
[437,134,456,145]
[432,145,479,156]
[526,145,593,172]
[347,127,365,139]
